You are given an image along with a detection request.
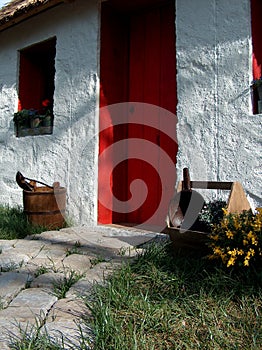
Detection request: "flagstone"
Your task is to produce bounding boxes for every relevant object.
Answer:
[30,272,65,290]
[0,225,159,348]
[0,252,30,271]
[46,298,89,322]
[9,288,57,312]
[0,271,30,308]
[62,253,92,273]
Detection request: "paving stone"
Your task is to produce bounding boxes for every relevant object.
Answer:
[0,341,12,350]
[9,288,57,312]
[62,253,92,273]
[0,240,17,252]
[0,252,30,272]
[43,319,92,350]
[0,271,30,308]
[27,257,64,273]
[47,298,89,322]
[0,306,48,329]
[0,225,160,348]
[0,318,23,348]
[65,263,114,299]
[7,240,47,259]
[30,272,65,290]
[65,278,98,299]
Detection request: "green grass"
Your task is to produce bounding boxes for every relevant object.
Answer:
[9,318,62,350]
[0,204,66,240]
[84,243,262,350]
[52,270,85,299]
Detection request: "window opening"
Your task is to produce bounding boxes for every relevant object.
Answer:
[15,37,56,137]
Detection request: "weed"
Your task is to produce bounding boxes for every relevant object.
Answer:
[90,255,107,268]
[52,270,84,299]
[34,265,50,278]
[65,247,83,257]
[0,204,48,240]
[8,317,62,350]
[46,257,60,273]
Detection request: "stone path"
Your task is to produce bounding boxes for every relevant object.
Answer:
[0,225,164,349]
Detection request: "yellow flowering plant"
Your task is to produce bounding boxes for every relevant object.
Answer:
[208,208,262,268]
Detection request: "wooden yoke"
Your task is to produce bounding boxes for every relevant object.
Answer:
[176,181,251,214]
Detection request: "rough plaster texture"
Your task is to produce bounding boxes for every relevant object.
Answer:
[0,0,261,228]
[176,0,261,209]
[0,0,100,224]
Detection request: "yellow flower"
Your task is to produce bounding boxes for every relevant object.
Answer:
[211,234,219,241]
[249,248,255,256]
[213,247,223,256]
[247,231,254,240]
[244,259,249,266]
[222,208,228,216]
[227,256,236,267]
[243,239,248,246]
[226,230,234,239]
[228,249,237,256]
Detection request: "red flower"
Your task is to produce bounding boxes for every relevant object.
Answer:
[42,99,50,107]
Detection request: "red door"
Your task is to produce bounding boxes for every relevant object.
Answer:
[99,0,177,230]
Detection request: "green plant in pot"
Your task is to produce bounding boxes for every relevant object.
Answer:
[13,99,53,131]
[13,109,38,129]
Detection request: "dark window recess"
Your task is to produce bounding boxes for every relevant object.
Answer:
[16,37,56,137]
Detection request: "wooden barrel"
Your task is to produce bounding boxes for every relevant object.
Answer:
[23,186,66,229]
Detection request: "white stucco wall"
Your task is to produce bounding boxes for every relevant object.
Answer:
[0,0,261,228]
[0,0,100,225]
[176,0,261,209]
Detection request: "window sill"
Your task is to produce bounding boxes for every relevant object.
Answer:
[15,125,53,137]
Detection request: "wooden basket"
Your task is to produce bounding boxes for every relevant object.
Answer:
[164,181,251,253]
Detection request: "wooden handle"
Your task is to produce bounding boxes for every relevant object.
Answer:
[182,167,191,191]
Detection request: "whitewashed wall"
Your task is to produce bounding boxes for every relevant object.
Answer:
[0,0,261,228]
[0,0,100,225]
[176,0,261,209]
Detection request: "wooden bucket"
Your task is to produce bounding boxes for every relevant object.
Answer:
[23,185,66,229]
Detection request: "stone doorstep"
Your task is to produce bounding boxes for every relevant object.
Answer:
[30,230,84,245]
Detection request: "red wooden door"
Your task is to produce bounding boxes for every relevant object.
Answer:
[99,0,177,229]
[127,3,177,226]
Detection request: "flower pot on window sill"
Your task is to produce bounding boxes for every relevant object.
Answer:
[30,117,41,128]
[15,123,53,137]
[41,115,52,127]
